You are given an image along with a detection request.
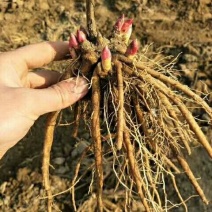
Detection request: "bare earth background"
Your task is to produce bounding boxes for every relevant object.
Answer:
[0,0,211,211]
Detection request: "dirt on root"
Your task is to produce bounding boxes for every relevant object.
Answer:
[0,0,212,211]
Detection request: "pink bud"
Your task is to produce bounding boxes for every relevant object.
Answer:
[126,39,139,58]
[69,33,79,49]
[101,46,112,71]
[121,19,133,33]
[120,19,133,43]
[101,46,111,60]
[77,30,86,43]
[114,14,125,31]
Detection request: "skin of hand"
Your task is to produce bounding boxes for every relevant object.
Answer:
[0,41,89,159]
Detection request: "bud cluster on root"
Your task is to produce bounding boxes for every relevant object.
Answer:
[42,2,212,212]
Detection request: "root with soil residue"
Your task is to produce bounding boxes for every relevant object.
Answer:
[42,1,212,211]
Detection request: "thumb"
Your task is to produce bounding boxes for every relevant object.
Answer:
[29,77,89,117]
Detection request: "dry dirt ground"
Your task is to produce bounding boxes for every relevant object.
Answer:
[0,0,212,211]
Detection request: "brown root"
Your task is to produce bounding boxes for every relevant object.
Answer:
[42,63,78,211]
[71,102,81,138]
[119,55,212,120]
[176,154,209,204]
[115,61,124,150]
[123,65,212,158]
[42,111,60,212]
[91,66,104,212]
[86,0,97,41]
[152,78,212,158]
[123,129,151,212]
[156,112,208,203]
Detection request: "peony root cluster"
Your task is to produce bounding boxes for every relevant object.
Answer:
[42,1,212,211]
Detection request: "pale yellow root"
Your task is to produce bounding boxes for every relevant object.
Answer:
[169,169,188,212]
[158,92,192,155]
[70,145,91,211]
[119,55,212,119]
[144,150,162,207]
[132,70,212,158]
[132,93,181,174]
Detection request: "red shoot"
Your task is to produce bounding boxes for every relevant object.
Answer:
[101,46,112,71]
[126,39,139,58]
[77,30,86,43]
[114,14,125,32]
[121,19,133,33]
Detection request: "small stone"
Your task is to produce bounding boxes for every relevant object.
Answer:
[201,113,210,122]
[16,0,24,7]
[4,14,13,21]
[201,126,209,134]
[53,157,65,165]
[82,132,90,140]
[183,54,198,62]
[54,166,68,175]
[39,1,49,11]
[24,0,35,10]
[71,140,89,158]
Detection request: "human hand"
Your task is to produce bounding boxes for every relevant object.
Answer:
[0,42,88,158]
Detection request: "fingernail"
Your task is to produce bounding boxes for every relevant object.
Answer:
[65,77,89,95]
[69,33,79,49]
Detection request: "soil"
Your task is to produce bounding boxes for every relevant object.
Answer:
[0,0,211,211]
